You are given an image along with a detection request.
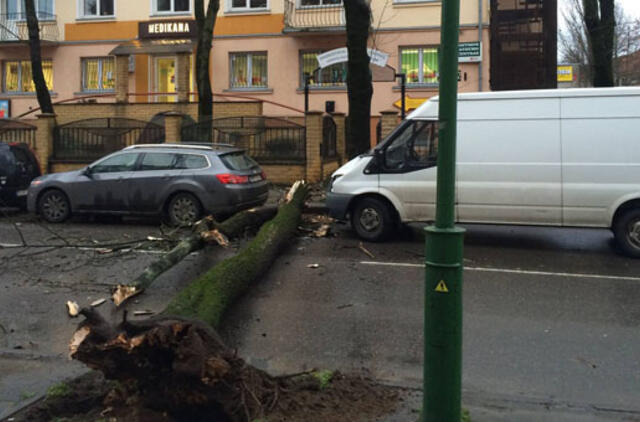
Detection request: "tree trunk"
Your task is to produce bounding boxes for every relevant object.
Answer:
[195,0,220,142]
[344,0,373,157]
[583,0,615,87]
[71,184,308,420]
[24,0,54,114]
[112,206,279,306]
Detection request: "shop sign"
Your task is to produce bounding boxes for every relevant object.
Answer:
[317,48,389,68]
[558,65,574,82]
[0,99,9,119]
[458,42,482,63]
[139,19,197,39]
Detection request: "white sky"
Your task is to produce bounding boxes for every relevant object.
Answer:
[560,0,640,20]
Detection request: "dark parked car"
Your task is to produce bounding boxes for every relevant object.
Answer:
[0,142,41,209]
[27,144,269,225]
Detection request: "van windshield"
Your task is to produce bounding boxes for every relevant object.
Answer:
[383,120,438,170]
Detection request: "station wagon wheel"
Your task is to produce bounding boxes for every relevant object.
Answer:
[351,197,395,242]
[168,193,202,227]
[38,189,70,223]
[613,208,640,258]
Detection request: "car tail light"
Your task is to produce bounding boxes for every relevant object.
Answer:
[261,170,266,180]
[216,173,249,184]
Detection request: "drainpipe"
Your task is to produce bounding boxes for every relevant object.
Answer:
[478,0,483,92]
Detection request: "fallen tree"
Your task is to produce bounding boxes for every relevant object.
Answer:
[112,206,279,306]
[71,182,310,420]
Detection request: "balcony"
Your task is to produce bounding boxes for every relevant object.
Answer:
[284,0,345,33]
[0,12,59,43]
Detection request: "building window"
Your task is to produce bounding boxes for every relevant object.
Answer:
[299,0,341,6]
[400,47,439,85]
[3,60,53,93]
[300,51,346,88]
[6,0,54,19]
[82,57,115,92]
[230,52,268,89]
[154,0,190,13]
[229,0,267,11]
[80,0,114,17]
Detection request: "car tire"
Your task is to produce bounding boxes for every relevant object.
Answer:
[167,192,202,227]
[38,189,71,223]
[351,197,395,242]
[613,208,640,258]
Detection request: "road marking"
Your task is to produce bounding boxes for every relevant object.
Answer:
[435,280,449,292]
[360,261,640,282]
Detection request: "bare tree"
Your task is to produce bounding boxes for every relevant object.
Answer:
[583,0,615,86]
[194,0,220,140]
[560,0,640,86]
[344,0,373,157]
[24,0,53,114]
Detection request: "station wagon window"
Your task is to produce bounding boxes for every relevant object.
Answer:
[91,153,139,173]
[175,154,208,169]
[384,121,438,171]
[220,152,258,171]
[139,153,175,171]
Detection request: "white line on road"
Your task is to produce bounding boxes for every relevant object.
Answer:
[359,261,640,282]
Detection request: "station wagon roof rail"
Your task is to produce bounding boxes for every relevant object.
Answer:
[124,143,237,151]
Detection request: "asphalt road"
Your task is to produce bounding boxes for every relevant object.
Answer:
[1,208,639,421]
[222,222,640,421]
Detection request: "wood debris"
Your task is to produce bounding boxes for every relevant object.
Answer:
[112,285,139,307]
[358,242,375,259]
[133,310,154,316]
[91,298,106,307]
[200,229,230,247]
[66,301,80,317]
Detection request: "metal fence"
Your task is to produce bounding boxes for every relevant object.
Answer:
[322,115,337,159]
[182,116,306,163]
[0,12,59,42]
[0,119,37,150]
[53,118,165,161]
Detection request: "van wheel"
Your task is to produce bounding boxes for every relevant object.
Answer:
[613,208,640,258]
[38,189,70,223]
[351,197,395,242]
[167,193,202,227]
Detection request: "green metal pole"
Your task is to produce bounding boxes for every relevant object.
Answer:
[423,0,465,420]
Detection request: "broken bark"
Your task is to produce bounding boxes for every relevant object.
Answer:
[71,183,309,420]
[112,206,278,306]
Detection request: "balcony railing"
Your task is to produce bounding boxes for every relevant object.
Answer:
[0,12,59,42]
[284,0,345,31]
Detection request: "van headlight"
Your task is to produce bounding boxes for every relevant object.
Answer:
[329,174,342,192]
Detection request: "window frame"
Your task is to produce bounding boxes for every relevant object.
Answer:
[229,52,269,90]
[297,0,342,8]
[299,49,347,89]
[227,0,269,13]
[81,57,115,93]
[3,59,54,94]
[6,0,55,20]
[378,119,439,174]
[399,45,440,86]
[77,0,115,19]
[89,152,141,174]
[151,0,192,15]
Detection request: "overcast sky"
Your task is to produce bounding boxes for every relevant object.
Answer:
[560,0,640,21]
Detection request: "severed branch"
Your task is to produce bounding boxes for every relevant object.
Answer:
[112,206,280,306]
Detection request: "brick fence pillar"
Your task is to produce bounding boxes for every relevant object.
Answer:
[176,53,190,103]
[380,109,400,142]
[115,55,129,103]
[305,111,323,183]
[331,112,346,164]
[34,113,56,174]
[164,112,183,143]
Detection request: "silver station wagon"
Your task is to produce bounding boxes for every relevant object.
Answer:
[27,144,269,225]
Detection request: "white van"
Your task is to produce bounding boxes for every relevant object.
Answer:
[327,88,640,257]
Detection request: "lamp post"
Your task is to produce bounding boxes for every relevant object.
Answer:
[422,0,465,420]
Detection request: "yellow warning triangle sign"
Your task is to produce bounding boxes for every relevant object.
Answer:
[435,280,449,293]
